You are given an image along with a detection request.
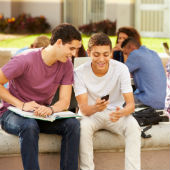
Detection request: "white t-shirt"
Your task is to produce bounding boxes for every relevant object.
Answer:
[73,59,132,111]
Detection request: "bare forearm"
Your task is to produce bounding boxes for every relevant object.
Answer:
[79,104,98,116]
[0,85,23,109]
[76,94,108,116]
[52,100,70,112]
[121,103,135,116]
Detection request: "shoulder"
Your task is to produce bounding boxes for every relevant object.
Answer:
[64,59,74,72]
[131,46,148,57]
[74,60,91,74]
[14,48,41,60]
[64,59,73,67]
[20,49,41,66]
[110,59,129,71]
[126,46,145,63]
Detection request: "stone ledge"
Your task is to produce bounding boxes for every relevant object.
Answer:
[0,48,19,68]
[0,124,169,155]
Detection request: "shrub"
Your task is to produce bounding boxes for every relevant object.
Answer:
[78,19,116,36]
[0,15,8,32]
[0,13,50,34]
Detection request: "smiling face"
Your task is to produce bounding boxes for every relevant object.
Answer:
[57,39,82,63]
[88,45,112,76]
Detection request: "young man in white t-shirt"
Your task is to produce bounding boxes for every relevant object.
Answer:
[74,33,141,170]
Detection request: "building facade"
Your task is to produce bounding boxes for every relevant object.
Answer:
[0,0,170,37]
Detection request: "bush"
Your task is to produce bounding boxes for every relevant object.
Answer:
[0,13,50,34]
[78,19,116,36]
[0,15,8,32]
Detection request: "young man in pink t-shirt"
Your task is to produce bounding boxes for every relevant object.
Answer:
[0,23,82,170]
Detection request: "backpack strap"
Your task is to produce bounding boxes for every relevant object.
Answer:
[141,125,152,138]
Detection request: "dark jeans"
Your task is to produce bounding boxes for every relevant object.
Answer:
[1,110,80,170]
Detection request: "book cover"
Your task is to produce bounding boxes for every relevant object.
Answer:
[8,106,81,122]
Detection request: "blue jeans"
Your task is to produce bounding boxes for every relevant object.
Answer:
[1,110,80,170]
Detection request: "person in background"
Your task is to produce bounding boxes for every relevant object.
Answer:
[0,23,82,170]
[122,37,166,109]
[165,59,170,118]
[15,35,50,55]
[112,26,141,63]
[74,33,141,170]
[71,44,87,64]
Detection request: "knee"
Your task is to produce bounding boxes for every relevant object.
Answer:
[21,119,39,136]
[80,119,94,135]
[125,116,141,135]
[65,118,80,135]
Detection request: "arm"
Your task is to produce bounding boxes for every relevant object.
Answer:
[125,53,140,73]
[110,92,135,122]
[76,93,108,116]
[51,84,72,112]
[121,92,135,116]
[0,69,24,110]
[34,84,72,117]
[0,69,40,111]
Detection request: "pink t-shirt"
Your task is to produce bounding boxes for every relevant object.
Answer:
[0,48,73,117]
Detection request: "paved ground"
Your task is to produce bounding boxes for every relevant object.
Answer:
[0,33,24,41]
[0,150,169,170]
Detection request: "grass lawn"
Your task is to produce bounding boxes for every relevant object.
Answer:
[0,33,170,53]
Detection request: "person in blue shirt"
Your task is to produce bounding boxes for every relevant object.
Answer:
[122,37,166,109]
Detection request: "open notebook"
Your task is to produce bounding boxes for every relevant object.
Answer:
[8,106,81,122]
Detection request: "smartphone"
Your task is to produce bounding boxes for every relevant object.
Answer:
[101,94,109,101]
[162,42,170,56]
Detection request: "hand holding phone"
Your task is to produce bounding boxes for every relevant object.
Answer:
[101,94,109,101]
[95,95,109,112]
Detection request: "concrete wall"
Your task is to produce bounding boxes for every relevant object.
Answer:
[0,0,12,18]
[0,0,63,30]
[0,0,135,30]
[105,0,135,30]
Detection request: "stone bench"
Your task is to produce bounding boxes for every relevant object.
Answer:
[0,49,170,169]
[0,123,170,170]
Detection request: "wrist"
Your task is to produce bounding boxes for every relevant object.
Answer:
[21,102,25,111]
[17,102,24,110]
[92,104,99,114]
[49,106,55,114]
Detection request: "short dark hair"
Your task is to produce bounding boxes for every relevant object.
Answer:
[88,32,112,50]
[50,23,81,45]
[121,37,140,48]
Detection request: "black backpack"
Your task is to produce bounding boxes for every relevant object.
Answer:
[132,107,169,138]
[133,107,163,126]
